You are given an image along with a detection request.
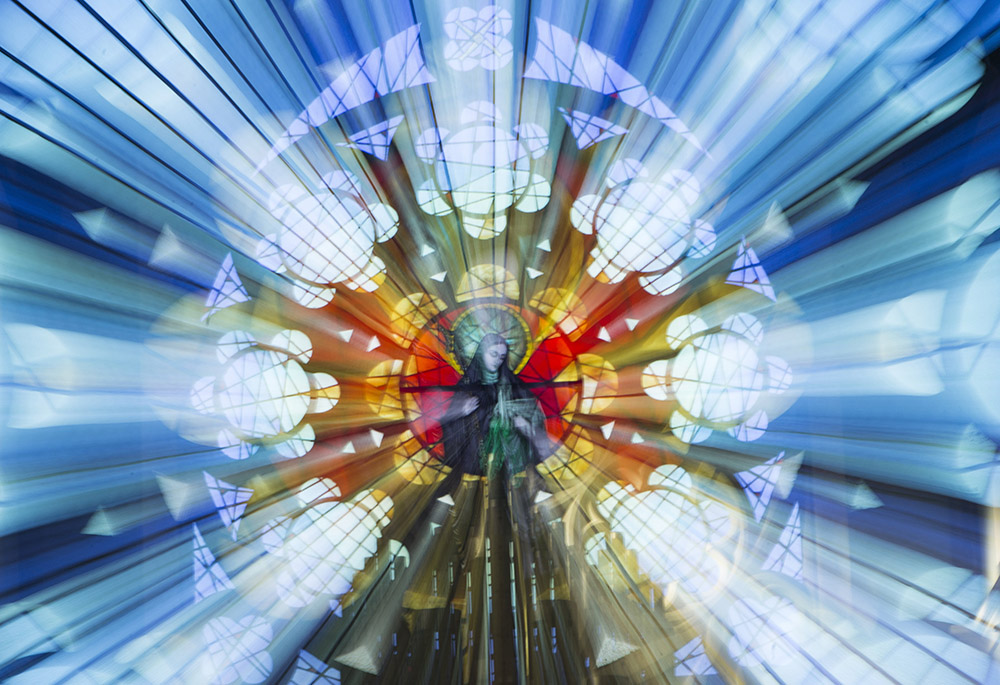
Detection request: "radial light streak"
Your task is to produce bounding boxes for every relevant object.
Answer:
[2,1,1000,683]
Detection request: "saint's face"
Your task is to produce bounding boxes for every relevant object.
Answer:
[484,343,508,373]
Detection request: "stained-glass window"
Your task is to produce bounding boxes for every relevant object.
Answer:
[2,2,996,682]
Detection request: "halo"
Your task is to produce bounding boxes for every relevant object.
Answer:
[449,304,532,373]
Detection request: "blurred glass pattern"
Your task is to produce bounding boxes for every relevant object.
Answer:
[2,1,1000,683]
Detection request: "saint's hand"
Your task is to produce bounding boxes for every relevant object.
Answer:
[513,415,532,435]
[458,395,479,417]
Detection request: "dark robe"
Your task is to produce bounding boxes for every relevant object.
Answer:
[440,363,547,478]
